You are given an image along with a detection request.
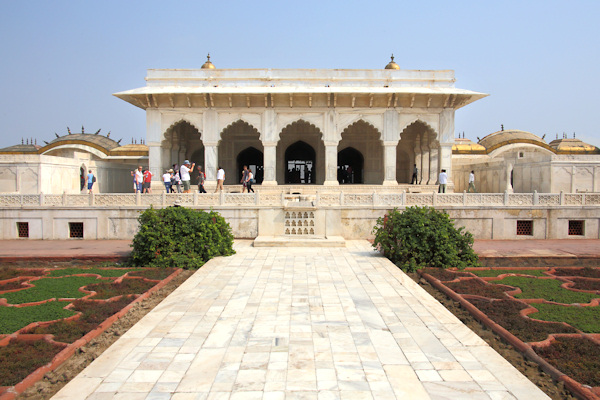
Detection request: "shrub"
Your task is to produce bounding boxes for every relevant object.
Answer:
[128,206,235,269]
[372,206,479,272]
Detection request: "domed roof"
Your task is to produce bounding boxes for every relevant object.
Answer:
[0,143,41,154]
[110,143,149,156]
[478,129,548,151]
[46,129,120,151]
[201,53,216,69]
[452,138,486,154]
[548,137,600,154]
[384,54,400,70]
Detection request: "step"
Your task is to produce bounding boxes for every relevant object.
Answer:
[253,235,346,247]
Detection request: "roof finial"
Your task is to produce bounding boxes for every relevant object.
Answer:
[201,53,216,69]
[573,132,576,138]
[501,124,504,131]
[107,131,110,138]
[82,125,85,133]
[21,138,24,144]
[67,127,71,134]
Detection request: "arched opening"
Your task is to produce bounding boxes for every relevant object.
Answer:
[398,121,437,184]
[277,120,324,184]
[338,120,383,184]
[162,120,203,173]
[219,120,262,185]
[237,147,264,184]
[337,147,364,184]
[285,141,315,184]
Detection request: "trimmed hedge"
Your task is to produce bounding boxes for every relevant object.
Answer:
[128,206,235,269]
[372,206,479,272]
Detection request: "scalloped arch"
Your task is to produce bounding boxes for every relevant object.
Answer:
[220,119,261,138]
[162,118,202,141]
[338,115,383,138]
[280,119,323,140]
[340,119,382,141]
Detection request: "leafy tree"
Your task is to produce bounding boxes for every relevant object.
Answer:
[129,206,235,269]
[372,206,479,272]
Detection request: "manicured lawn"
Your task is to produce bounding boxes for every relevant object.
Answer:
[468,269,547,278]
[529,303,600,333]
[498,276,600,304]
[0,300,75,334]
[1,276,100,304]
[47,267,140,278]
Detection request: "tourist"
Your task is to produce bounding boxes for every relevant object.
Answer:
[215,166,225,192]
[87,169,95,194]
[180,160,195,193]
[162,169,173,193]
[241,165,249,193]
[411,164,419,184]
[174,170,182,193]
[131,166,143,193]
[246,169,255,193]
[197,166,207,193]
[438,169,448,193]
[468,170,477,193]
[143,169,153,193]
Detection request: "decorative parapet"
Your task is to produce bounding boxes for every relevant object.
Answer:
[1,191,599,208]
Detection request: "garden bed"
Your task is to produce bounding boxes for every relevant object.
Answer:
[0,265,180,399]
[420,265,600,400]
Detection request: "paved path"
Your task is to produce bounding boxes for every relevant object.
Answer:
[51,241,549,400]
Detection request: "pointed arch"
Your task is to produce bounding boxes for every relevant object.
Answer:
[337,147,364,184]
[398,115,439,139]
[161,115,202,140]
[219,120,263,185]
[338,114,384,138]
[218,114,262,139]
[338,120,383,184]
[285,141,316,184]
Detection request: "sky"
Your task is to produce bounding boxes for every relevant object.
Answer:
[1,0,599,149]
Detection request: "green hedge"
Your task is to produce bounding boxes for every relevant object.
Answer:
[128,206,235,269]
[372,206,479,272]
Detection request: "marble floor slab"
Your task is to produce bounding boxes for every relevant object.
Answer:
[51,241,549,400]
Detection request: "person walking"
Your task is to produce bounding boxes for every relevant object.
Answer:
[162,169,173,193]
[197,166,207,193]
[411,164,418,184]
[174,170,182,193]
[246,169,255,193]
[241,165,249,193]
[215,166,225,192]
[438,169,448,193]
[87,169,95,194]
[468,170,477,193]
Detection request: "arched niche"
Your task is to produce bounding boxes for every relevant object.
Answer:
[237,147,264,184]
[337,147,364,184]
[397,120,437,183]
[338,120,382,184]
[285,141,316,184]
[219,120,262,185]
[277,120,324,184]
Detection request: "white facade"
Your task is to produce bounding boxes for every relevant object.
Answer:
[114,67,487,189]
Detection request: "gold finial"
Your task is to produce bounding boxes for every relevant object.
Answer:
[385,54,400,70]
[201,53,216,69]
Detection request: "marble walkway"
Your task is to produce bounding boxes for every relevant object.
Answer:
[52,241,549,400]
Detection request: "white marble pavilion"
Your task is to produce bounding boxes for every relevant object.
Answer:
[113,56,488,189]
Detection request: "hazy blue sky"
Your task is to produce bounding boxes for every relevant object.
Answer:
[1,1,598,149]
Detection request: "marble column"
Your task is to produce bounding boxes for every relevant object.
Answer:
[428,144,439,185]
[439,143,454,189]
[146,110,163,185]
[421,144,430,185]
[413,136,421,184]
[324,142,340,186]
[204,143,218,182]
[262,142,277,186]
[383,142,398,185]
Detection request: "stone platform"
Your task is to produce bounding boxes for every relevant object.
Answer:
[51,240,550,400]
[253,236,346,247]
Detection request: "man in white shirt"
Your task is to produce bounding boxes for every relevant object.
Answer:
[131,166,143,193]
[468,170,477,193]
[215,166,225,192]
[438,169,448,193]
[179,160,195,193]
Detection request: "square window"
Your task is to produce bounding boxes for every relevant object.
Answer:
[568,220,584,236]
[516,220,533,236]
[17,222,29,238]
[69,222,84,238]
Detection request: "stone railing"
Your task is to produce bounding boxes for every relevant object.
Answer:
[1,191,599,208]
